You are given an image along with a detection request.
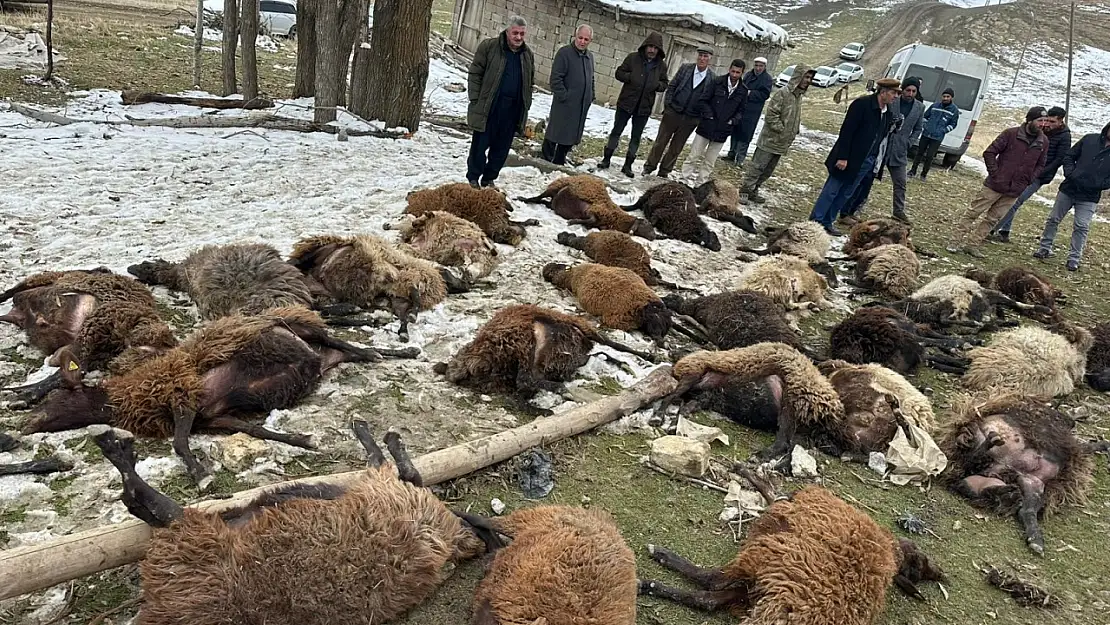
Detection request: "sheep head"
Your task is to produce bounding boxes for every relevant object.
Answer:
[892,538,946,600]
[809,261,839,288]
[637,301,673,348]
[126,259,176,286]
[698,226,722,252]
[22,352,113,436]
[963,268,995,289]
[660,293,687,314]
[541,263,571,288]
[629,218,657,240]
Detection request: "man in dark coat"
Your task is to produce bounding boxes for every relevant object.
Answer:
[808,77,900,236]
[681,59,748,184]
[599,32,668,177]
[947,106,1048,258]
[726,56,773,166]
[1034,120,1110,271]
[643,47,715,179]
[466,16,535,189]
[990,106,1071,243]
[541,25,595,165]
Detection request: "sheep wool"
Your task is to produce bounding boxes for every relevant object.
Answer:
[736,255,832,313]
[1086,322,1110,391]
[473,505,637,625]
[843,218,913,257]
[662,291,800,350]
[405,182,527,245]
[394,211,498,282]
[765,221,831,265]
[819,360,936,432]
[963,325,1090,398]
[557,230,660,285]
[545,263,663,333]
[854,243,920,298]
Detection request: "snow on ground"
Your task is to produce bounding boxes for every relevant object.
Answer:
[940,0,1016,7]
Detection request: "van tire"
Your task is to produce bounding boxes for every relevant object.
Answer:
[942,152,961,169]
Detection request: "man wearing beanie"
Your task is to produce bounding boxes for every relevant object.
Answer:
[989,105,1070,243]
[909,86,960,180]
[947,106,1048,258]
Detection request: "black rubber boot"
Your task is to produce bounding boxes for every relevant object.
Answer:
[621,154,636,178]
[598,149,613,169]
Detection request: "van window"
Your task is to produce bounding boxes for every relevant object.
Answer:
[886,62,901,78]
[905,63,980,110]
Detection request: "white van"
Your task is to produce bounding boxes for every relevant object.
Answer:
[875,43,992,167]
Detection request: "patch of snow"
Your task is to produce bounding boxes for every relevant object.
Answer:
[173,24,280,53]
[939,0,1015,6]
[595,0,790,46]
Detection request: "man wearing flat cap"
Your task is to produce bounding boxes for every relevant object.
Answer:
[643,46,715,178]
[809,76,900,236]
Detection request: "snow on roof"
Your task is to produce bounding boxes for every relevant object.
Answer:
[592,0,789,47]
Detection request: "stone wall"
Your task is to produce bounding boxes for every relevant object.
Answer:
[452,0,785,113]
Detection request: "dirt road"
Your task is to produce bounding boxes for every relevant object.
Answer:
[859,1,961,69]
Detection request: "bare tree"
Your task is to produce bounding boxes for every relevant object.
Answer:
[293,0,316,97]
[313,0,341,123]
[222,0,239,95]
[334,0,363,105]
[363,0,432,131]
[43,0,55,82]
[193,0,204,87]
[241,0,259,102]
[348,0,372,115]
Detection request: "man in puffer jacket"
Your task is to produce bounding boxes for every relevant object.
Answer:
[739,64,816,205]
[1034,120,1110,271]
[990,106,1071,243]
[908,87,960,181]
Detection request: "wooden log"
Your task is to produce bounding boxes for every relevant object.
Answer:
[0,365,674,601]
[120,90,275,109]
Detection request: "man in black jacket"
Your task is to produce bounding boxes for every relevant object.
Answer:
[643,47,715,179]
[809,77,900,236]
[1033,121,1110,271]
[681,59,748,184]
[599,32,668,177]
[726,56,773,166]
[990,106,1070,243]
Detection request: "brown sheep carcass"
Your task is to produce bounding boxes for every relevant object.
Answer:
[473,505,637,625]
[289,234,448,340]
[963,265,1066,321]
[520,175,656,239]
[640,485,944,624]
[405,182,536,245]
[690,179,758,232]
[940,395,1095,555]
[830,306,972,374]
[843,218,913,257]
[433,304,652,414]
[25,306,416,485]
[542,262,672,347]
[388,210,499,289]
[92,421,495,625]
[127,243,315,319]
[0,268,178,402]
[556,230,677,288]
[1086,322,1110,391]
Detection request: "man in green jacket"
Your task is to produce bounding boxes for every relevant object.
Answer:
[466,16,536,189]
[740,64,815,204]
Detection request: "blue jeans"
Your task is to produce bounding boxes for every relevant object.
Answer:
[1037,190,1098,264]
[810,155,876,227]
[993,181,1042,234]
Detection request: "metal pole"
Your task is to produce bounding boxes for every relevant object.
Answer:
[1011,8,1035,89]
[1065,0,1075,114]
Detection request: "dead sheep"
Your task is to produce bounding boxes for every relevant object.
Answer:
[940,395,1095,554]
[737,222,837,286]
[127,242,315,320]
[543,262,673,347]
[661,290,801,351]
[519,175,656,239]
[472,505,637,625]
[736,255,833,315]
[405,182,536,245]
[844,218,913,257]
[621,180,724,249]
[0,268,178,403]
[950,322,1093,398]
[289,234,448,340]
[830,306,971,374]
[889,275,1051,330]
[1086,322,1110,391]
[690,178,758,232]
[24,306,416,485]
[964,266,1066,319]
[433,304,653,414]
[386,211,499,287]
[92,421,496,624]
[850,243,921,298]
[556,230,678,288]
[640,484,944,624]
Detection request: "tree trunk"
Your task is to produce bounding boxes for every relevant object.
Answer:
[333,0,362,106]
[365,0,432,132]
[348,0,371,115]
[292,0,316,97]
[313,0,341,123]
[240,0,259,102]
[222,0,239,95]
[192,0,204,87]
[43,0,54,81]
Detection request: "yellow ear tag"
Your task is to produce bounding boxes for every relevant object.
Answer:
[67,361,79,371]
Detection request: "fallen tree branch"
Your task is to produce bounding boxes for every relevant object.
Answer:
[0,365,675,600]
[121,90,275,109]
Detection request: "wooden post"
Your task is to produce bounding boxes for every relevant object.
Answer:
[1065,0,1075,114]
[42,0,54,82]
[0,366,675,601]
[193,0,204,88]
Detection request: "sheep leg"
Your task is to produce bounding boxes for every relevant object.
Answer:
[925,353,969,374]
[566,217,599,228]
[439,267,472,294]
[758,402,797,460]
[645,544,729,590]
[590,333,656,363]
[0,457,73,476]
[515,192,553,205]
[3,371,65,406]
[350,419,386,467]
[384,430,424,487]
[732,463,785,503]
[673,314,714,343]
[1084,440,1110,454]
[93,429,183,528]
[654,374,702,421]
[735,246,772,256]
[637,580,747,612]
[1016,475,1047,556]
[453,510,507,552]
[510,219,541,228]
[323,315,386,328]
[200,415,315,450]
[171,404,212,488]
[893,574,927,601]
[317,303,367,318]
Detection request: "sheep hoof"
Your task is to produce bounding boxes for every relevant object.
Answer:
[646,543,656,555]
[1027,538,1045,556]
[196,474,215,492]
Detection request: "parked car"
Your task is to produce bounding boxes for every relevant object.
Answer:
[811,66,839,88]
[774,64,796,88]
[839,42,865,61]
[835,62,864,83]
[203,0,298,37]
